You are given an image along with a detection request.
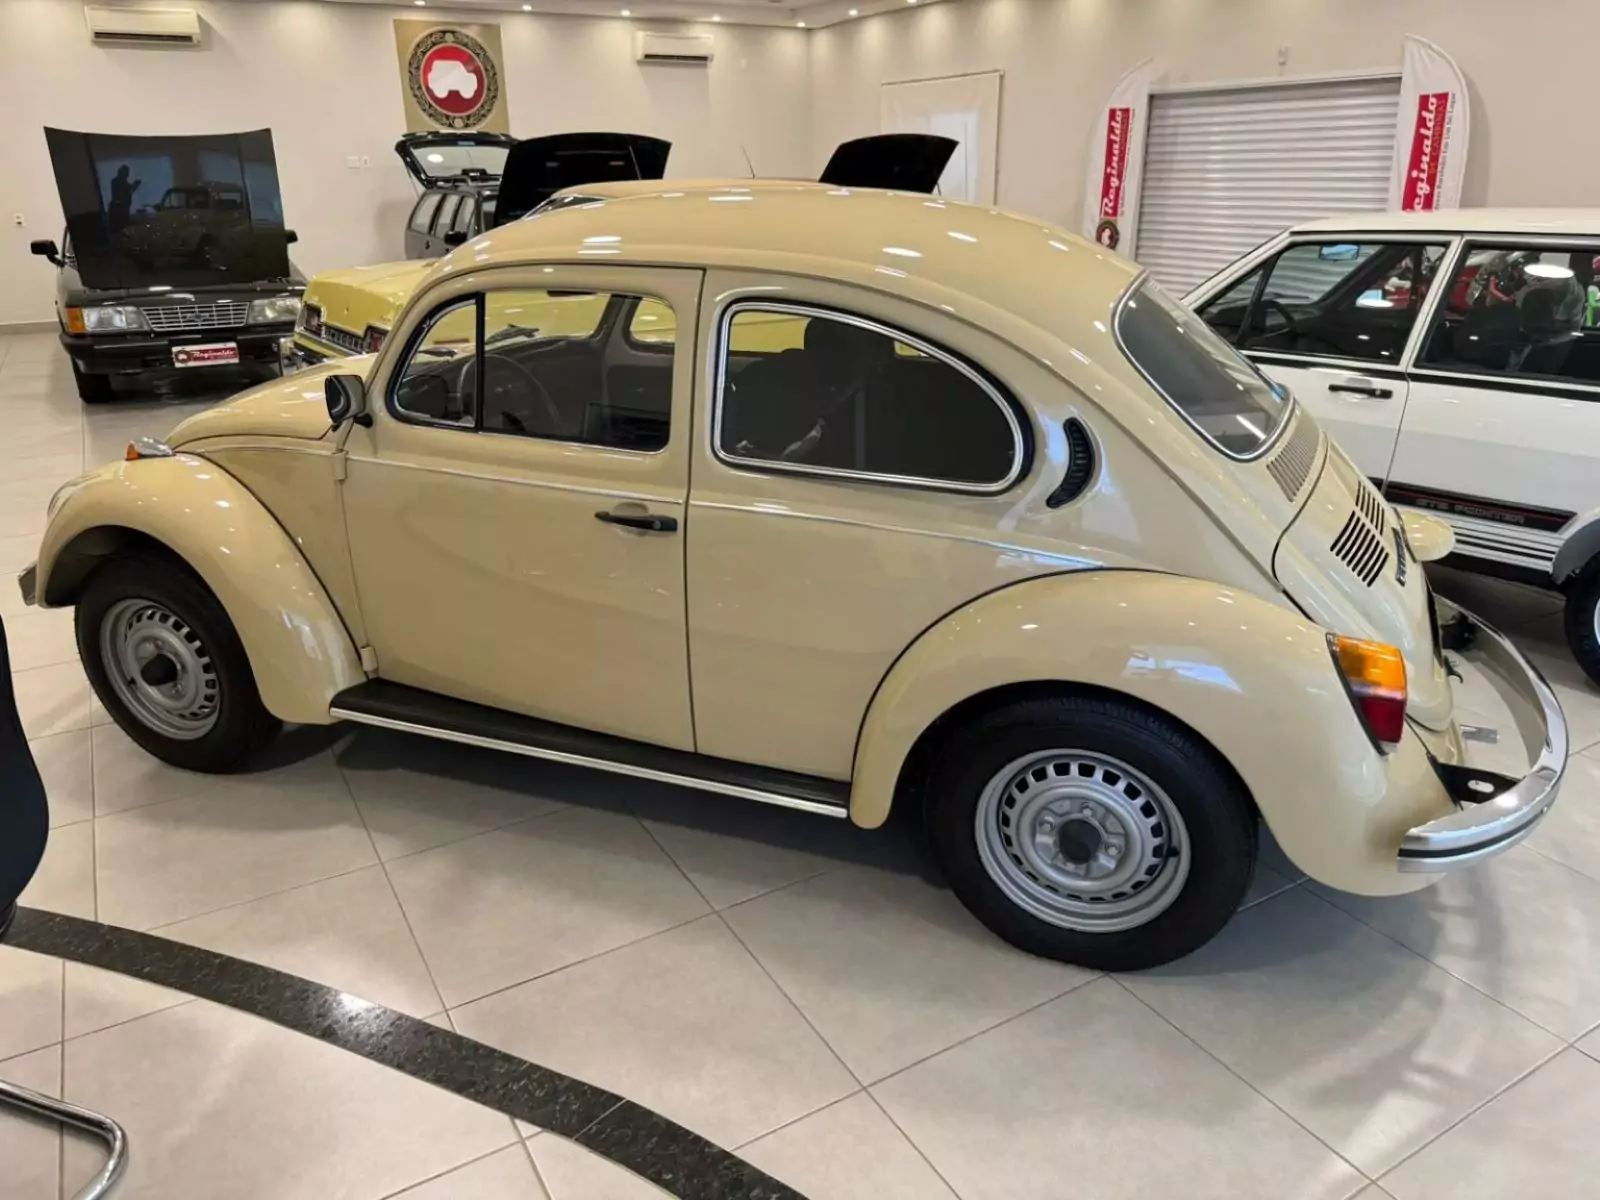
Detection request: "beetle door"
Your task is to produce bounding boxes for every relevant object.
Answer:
[341,266,701,750]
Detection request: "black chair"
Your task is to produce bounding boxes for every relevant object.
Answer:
[0,613,128,1198]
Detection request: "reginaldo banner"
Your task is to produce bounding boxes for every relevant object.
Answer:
[1388,36,1470,212]
[1080,60,1154,257]
[393,19,511,134]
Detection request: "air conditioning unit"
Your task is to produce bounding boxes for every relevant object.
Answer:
[84,6,202,46]
[635,31,714,66]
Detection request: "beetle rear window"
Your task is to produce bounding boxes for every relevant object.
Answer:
[1116,277,1290,457]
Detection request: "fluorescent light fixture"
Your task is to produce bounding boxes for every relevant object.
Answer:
[947,231,977,243]
[882,246,921,257]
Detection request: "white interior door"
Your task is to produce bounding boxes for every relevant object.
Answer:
[880,71,1002,204]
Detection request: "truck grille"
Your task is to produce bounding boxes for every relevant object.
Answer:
[142,301,250,332]
[1264,412,1321,501]
[1331,510,1391,587]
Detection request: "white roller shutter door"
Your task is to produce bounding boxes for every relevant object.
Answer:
[1133,76,1402,295]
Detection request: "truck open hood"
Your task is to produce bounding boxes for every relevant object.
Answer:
[818,134,957,193]
[394,130,517,188]
[495,132,671,226]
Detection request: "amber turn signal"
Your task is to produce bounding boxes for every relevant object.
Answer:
[1329,634,1408,747]
[64,307,86,335]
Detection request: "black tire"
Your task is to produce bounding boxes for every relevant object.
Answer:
[1564,558,1600,688]
[76,556,280,773]
[72,361,114,405]
[924,694,1257,972]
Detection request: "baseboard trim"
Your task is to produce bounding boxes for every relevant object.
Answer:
[0,320,58,336]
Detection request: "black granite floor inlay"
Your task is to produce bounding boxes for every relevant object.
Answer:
[4,906,807,1200]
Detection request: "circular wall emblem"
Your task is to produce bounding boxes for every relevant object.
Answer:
[1094,219,1121,250]
[407,29,500,130]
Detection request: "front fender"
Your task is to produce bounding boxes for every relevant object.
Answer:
[35,455,364,725]
[850,571,1454,895]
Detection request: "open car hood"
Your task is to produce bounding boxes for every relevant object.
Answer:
[818,134,957,193]
[393,131,518,188]
[495,132,670,225]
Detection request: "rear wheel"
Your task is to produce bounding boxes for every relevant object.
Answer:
[76,556,280,773]
[71,361,114,405]
[1564,557,1600,687]
[924,694,1257,971]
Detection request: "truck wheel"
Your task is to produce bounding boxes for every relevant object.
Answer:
[924,694,1257,971]
[1564,558,1600,687]
[76,556,280,773]
[71,361,114,405]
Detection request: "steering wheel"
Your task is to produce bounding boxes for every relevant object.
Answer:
[464,352,563,435]
[1254,298,1304,339]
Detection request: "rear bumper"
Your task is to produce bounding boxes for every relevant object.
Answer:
[62,328,291,375]
[1398,598,1567,872]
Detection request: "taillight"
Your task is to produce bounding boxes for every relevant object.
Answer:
[365,326,388,353]
[1329,634,1407,749]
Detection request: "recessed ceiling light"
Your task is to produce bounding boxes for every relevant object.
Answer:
[711,12,722,19]
[521,3,532,8]
[620,7,631,13]
[847,6,858,13]
[796,19,806,25]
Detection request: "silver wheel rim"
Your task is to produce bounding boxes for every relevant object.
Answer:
[98,598,220,740]
[974,750,1190,933]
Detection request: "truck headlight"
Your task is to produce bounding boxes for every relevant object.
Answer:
[77,305,150,333]
[250,296,303,324]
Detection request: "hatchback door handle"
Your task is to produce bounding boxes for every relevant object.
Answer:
[595,510,678,533]
[1328,380,1394,399]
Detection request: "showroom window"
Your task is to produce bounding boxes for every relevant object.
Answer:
[409,192,443,235]
[390,291,675,452]
[1198,241,1447,365]
[716,304,1022,491]
[1417,244,1600,385]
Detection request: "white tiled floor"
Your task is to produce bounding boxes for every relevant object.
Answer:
[6,333,1600,1198]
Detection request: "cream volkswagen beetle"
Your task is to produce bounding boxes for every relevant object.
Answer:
[19,185,1568,969]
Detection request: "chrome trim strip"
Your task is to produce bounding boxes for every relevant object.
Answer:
[1398,599,1568,871]
[710,299,1027,496]
[328,707,853,819]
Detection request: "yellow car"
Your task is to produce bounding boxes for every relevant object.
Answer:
[21,184,1564,970]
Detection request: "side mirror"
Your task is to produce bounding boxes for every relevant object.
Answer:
[325,374,369,428]
[284,229,299,245]
[442,230,468,248]
[30,239,62,266]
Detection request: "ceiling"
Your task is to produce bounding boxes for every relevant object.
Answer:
[319,0,943,30]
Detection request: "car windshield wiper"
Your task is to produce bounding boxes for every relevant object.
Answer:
[486,324,540,346]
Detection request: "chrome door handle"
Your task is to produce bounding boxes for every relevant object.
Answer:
[595,510,678,533]
[1328,381,1394,399]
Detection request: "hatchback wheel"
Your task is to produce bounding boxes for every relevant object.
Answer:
[925,694,1256,971]
[1564,557,1600,688]
[77,556,280,773]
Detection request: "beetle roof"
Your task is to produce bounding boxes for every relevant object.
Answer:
[430,183,1142,355]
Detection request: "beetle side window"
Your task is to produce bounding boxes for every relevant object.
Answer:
[392,299,478,427]
[409,193,443,235]
[1418,243,1600,384]
[716,305,1021,491]
[1204,241,1446,365]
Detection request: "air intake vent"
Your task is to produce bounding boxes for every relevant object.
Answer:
[1264,413,1320,501]
[1356,476,1388,533]
[1047,419,1097,509]
[1392,524,1409,587]
[1331,511,1390,587]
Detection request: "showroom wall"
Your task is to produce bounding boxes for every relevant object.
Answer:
[0,0,810,325]
[809,0,1600,234]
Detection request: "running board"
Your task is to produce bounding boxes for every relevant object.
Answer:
[329,680,852,819]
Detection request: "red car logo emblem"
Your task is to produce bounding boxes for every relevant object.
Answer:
[407,29,500,130]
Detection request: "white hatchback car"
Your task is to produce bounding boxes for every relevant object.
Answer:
[1185,211,1600,684]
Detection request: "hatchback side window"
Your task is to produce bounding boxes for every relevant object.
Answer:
[451,196,478,239]
[1418,244,1600,384]
[410,192,442,235]
[392,299,478,427]
[716,305,1021,491]
[432,193,463,237]
[1215,241,1447,365]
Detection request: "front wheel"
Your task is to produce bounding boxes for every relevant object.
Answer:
[925,694,1257,971]
[76,556,280,773]
[1564,558,1600,687]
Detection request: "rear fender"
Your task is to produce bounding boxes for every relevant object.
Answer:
[849,571,1454,894]
[35,456,364,725]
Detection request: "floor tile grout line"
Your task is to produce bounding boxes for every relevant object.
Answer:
[518,1133,556,1199]
[370,1137,528,1200]
[1368,1039,1569,1187]
[335,764,450,1019]
[1107,974,1372,1184]
[727,1085,867,1154]
[860,1089,968,1200]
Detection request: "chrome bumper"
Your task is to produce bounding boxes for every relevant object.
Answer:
[1398,598,1567,872]
[17,564,37,608]
[278,335,325,375]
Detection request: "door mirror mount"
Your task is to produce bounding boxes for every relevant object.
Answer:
[442,230,468,248]
[325,374,369,428]
[284,229,299,245]
[30,239,62,266]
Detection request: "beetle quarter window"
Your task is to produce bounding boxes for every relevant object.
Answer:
[716,305,1020,490]
[1419,244,1600,384]
[1117,277,1289,457]
[392,299,478,427]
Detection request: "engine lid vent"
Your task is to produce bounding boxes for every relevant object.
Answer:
[1264,411,1320,501]
[1331,511,1390,587]
[1047,418,1097,508]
